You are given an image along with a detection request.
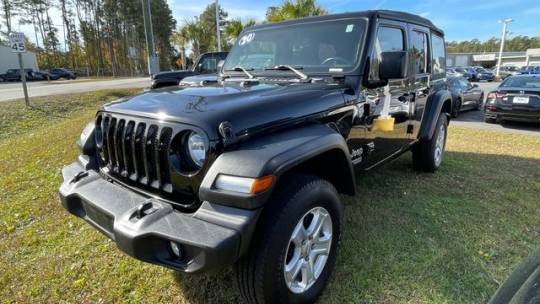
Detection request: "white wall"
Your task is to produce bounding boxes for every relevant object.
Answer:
[0,45,39,73]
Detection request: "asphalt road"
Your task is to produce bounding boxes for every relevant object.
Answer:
[452,81,540,136]
[0,77,150,102]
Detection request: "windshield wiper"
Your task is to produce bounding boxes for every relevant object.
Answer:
[224,66,255,79]
[264,65,310,81]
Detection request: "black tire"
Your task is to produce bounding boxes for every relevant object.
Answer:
[484,117,497,124]
[412,114,448,172]
[235,175,343,304]
[451,98,461,118]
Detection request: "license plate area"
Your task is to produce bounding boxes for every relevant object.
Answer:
[83,202,114,234]
[513,96,529,104]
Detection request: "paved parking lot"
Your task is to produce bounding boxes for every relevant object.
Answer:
[0,77,150,102]
[452,81,540,136]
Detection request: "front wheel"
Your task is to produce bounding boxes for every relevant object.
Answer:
[235,175,343,304]
[413,114,448,172]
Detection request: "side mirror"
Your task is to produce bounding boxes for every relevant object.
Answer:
[379,51,408,80]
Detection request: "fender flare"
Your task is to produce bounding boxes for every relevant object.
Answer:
[199,124,355,209]
[418,89,453,141]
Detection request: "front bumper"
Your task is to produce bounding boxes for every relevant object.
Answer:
[59,160,260,273]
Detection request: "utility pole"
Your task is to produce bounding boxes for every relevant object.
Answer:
[215,0,221,52]
[141,0,159,75]
[496,18,513,78]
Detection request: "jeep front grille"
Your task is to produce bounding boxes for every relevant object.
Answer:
[94,112,201,209]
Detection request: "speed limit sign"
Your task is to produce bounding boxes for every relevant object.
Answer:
[9,32,26,53]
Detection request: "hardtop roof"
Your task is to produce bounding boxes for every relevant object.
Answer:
[247,10,444,35]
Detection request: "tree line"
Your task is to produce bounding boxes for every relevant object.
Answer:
[0,0,175,76]
[446,36,540,53]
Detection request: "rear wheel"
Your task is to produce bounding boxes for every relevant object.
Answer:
[413,114,448,172]
[235,175,343,304]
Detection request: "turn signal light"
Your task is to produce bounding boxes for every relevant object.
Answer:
[251,175,275,194]
[214,174,275,194]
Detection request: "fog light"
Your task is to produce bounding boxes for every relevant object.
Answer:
[170,242,182,259]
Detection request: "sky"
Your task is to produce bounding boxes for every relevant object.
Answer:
[10,0,540,49]
[166,0,540,41]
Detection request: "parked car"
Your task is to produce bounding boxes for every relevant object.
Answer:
[40,71,61,80]
[492,65,520,79]
[454,67,476,81]
[520,65,540,75]
[151,52,228,89]
[48,68,77,80]
[472,67,494,81]
[59,10,452,303]
[484,74,540,124]
[0,69,23,81]
[446,68,464,77]
[448,77,484,118]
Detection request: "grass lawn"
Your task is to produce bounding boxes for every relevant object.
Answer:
[1,91,539,303]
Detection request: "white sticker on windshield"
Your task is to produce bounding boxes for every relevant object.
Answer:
[345,24,354,33]
[238,32,255,46]
[329,68,343,72]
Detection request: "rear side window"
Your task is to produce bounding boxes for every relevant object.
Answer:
[370,26,405,79]
[411,31,429,74]
[431,33,446,78]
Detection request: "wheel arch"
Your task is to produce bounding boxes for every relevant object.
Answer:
[199,124,356,210]
[419,89,452,141]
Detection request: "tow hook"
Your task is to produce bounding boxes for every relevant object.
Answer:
[135,201,158,219]
[70,171,89,184]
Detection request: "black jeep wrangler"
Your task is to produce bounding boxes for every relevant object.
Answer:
[59,10,451,303]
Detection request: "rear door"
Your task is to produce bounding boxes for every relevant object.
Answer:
[407,24,431,138]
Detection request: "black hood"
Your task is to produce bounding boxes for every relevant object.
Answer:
[102,82,347,140]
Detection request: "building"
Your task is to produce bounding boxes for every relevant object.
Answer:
[0,45,39,74]
[447,48,540,68]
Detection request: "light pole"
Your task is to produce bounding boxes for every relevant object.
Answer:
[215,0,221,52]
[141,0,160,75]
[496,18,513,78]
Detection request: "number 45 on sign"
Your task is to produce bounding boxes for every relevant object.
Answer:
[9,32,26,53]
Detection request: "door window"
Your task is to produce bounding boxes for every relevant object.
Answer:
[431,33,446,78]
[199,56,218,73]
[411,31,429,74]
[370,26,405,79]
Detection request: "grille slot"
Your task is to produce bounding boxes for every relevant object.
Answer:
[95,112,202,209]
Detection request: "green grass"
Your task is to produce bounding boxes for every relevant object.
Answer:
[1,92,539,303]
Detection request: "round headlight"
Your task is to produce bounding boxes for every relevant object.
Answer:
[187,132,206,168]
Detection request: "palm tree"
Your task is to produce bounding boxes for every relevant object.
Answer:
[172,28,189,69]
[225,18,257,45]
[266,0,327,22]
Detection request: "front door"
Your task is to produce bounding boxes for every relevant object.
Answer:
[347,20,412,169]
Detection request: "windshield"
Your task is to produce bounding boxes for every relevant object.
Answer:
[501,76,540,88]
[224,18,367,74]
